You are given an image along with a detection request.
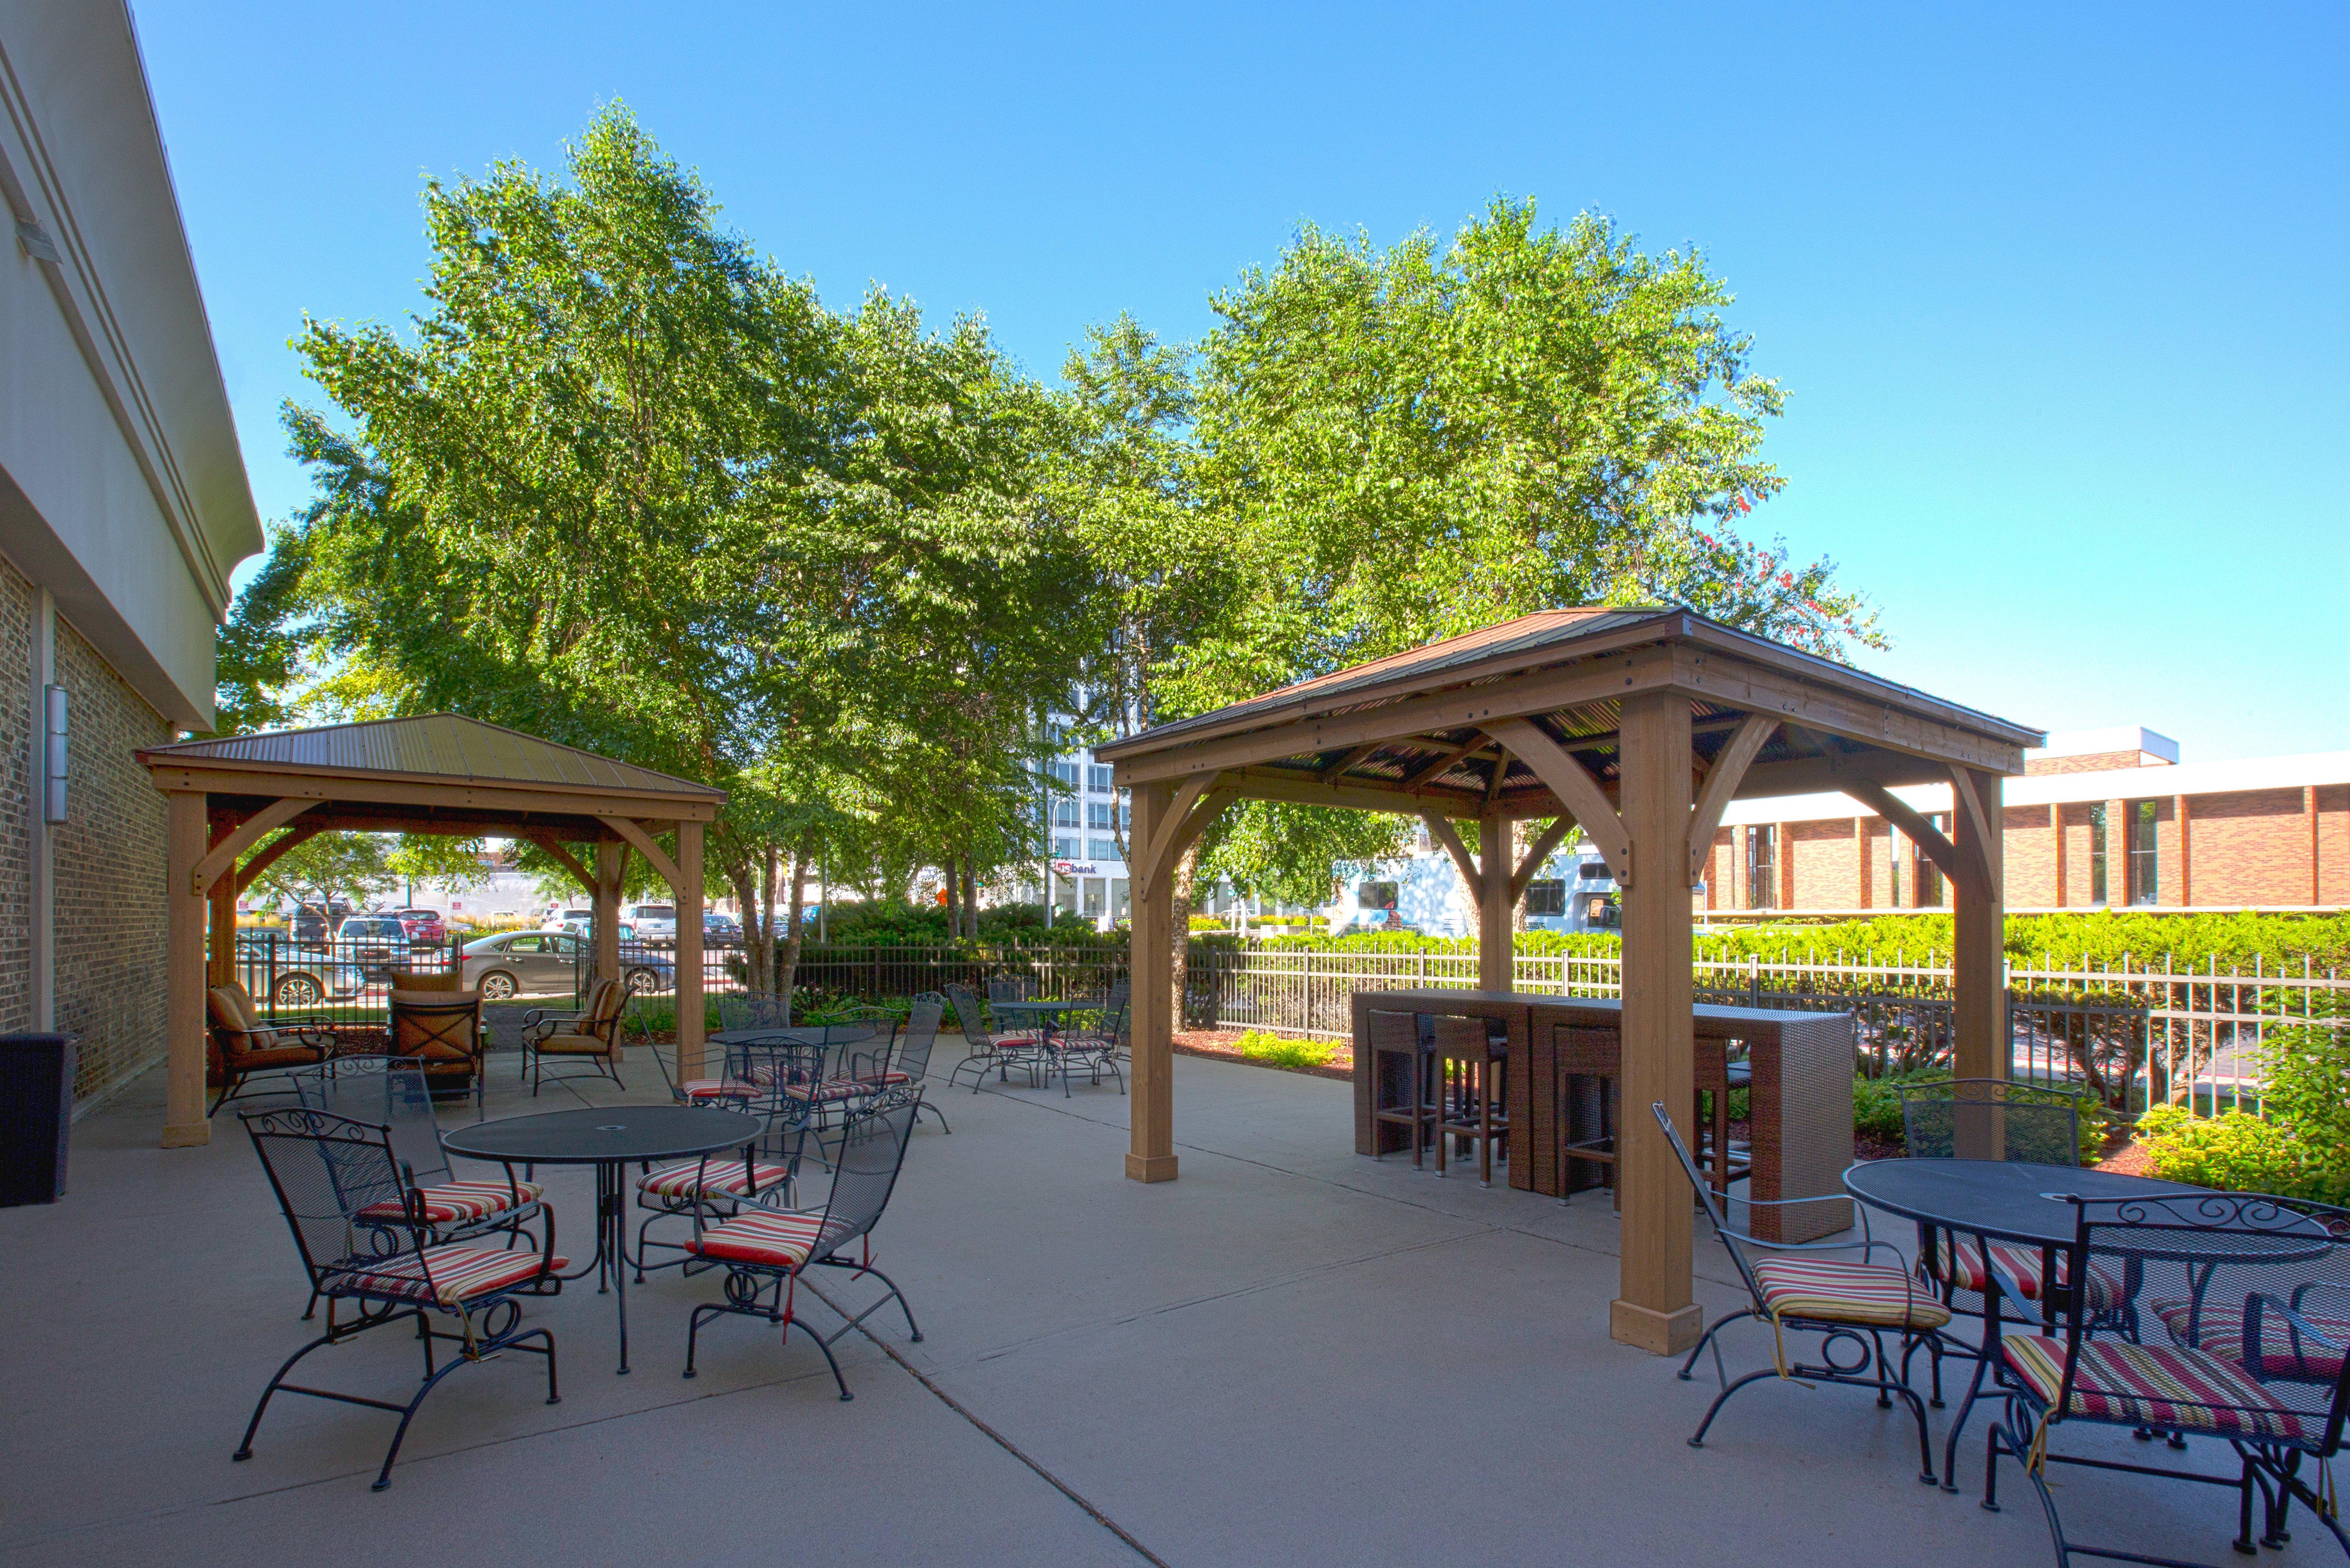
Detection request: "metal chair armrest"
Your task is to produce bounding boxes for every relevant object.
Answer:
[1982,1258,2044,1325]
[2254,1292,2348,1352]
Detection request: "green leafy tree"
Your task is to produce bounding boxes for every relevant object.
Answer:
[245,832,396,920]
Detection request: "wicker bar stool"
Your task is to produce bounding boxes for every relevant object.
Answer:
[1553,1024,1621,1205]
[1692,1039,1748,1195]
[1429,1014,1510,1186]
[1366,1009,1440,1168]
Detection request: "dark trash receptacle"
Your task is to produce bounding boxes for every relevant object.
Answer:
[0,1034,75,1206]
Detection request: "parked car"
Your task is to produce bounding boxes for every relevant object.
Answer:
[626,903,678,944]
[702,911,742,947]
[288,900,352,944]
[385,907,447,945]
[234,929,371,1009]
[555,911,638,943]
[459,929,674,1000]
[334,914,414,978]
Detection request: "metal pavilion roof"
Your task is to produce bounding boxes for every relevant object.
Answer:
[139,713,725,801]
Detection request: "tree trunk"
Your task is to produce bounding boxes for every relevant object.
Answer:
[961,852,980,937]
[1171,842,1201,1030]
[776,847,810,1006]
[943,856,963,940]
[1512,820,1530,935]
[723,854,763,993]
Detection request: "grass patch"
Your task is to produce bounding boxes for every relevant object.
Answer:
[1233,1029,1337,1070]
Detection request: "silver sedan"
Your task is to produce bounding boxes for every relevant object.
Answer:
[459,931,674,1000]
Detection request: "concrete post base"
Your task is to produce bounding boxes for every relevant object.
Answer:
[1610,1298,1704,1355]
[160,1121,210,1149]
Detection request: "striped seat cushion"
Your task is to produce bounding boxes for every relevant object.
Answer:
[682,1078,756,1101]
[2003,1334,2308,1442]
[781,1077,868,1104]
[2153,1298,2350,1382]
[637,1159,791,1201]
[357,1178,543,1225]
[331,1244,565,1306]
[684,1209,830,1270]
[1935,1236,2125,1309]
[1753,1256,1953,1331]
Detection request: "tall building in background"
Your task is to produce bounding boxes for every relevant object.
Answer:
[0,1,264,1102]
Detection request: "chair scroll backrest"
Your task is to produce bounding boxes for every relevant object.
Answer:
[811,1099,918,1258]
[892,994,946,1081]
[2061,1192,2350,1454]
[240,1106,422,1288]
[1650,1102,1766,1306]
[1899,1078,2082,1165]
[296,1055,452,1189]
[942,983,996,1050]
[986,975,1033,1004]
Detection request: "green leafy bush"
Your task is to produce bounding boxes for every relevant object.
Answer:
[2135,994,2350,1201]
[1233,1029,1337,1070]
[1852,1071,2108,1162]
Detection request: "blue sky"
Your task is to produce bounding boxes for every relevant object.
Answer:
[132,1,2347,761]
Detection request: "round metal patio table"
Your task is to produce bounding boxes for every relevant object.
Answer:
[442,1105,763,1375]
[1844,1158,2208,1490]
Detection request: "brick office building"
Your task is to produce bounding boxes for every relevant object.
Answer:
[0,4,265,1101]
[1703,727,2350,916]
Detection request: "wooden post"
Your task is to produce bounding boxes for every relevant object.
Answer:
[1952,769,2006,1082]
[2049,803,2066,909]
[1854,816,1868,909]
[676,821,705,1080]
[1478,814,1512,992]
[1127,780,1177,1181]
[2175,794,2192,908]
[207,822,239,989]
[2310,787,2323,906]
[594,841,622,986]
[163,791,210,1147]
[1610,689,1699,1356]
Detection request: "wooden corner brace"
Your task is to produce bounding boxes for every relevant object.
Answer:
[1486,719,1632,888]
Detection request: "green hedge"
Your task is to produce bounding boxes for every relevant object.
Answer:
[2134,1002,2350,1201]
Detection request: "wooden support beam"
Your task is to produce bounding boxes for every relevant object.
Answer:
[1317,742,1383,784]
[191,797,315,896]
[1948,766,2000,898]
[1220,766,1484,818]
[233,823,321,895]
[1511,816,1579,902]
[594,841,622,986]
[1611,689,1699,1355]
[1134,773,1215,903]
[596,816,683,892]
[1401,735,1489,793]
[676,820,705,1080]
[1487,718,1632,888]
[1952,768,2007,1099]
[208,827,238,989]
[1127,780,1177,1183]
[163,792,209,1148]
[524,832,596,893]
[1478,815,1513,991]
[1420,811,1483,901]
[1685,713,1777,883]
[1484,747,1511,808]
[1846,778,1978,900]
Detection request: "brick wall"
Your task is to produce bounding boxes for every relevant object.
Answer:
[52,619,169,1099]
[0,557,29,1034]
[2325,787,2350,906]
[1788,818,1855,909]
[2003,804,2054,906]
[2024,750,2166,776]
[2194,788,2322,905]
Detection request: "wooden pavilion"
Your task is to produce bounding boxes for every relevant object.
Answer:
[137,714,728,1149]
[1097,606,2042,1354]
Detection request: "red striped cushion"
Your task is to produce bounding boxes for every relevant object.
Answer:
[2003,1334,2308,1441]
[357,1178,542,1225]
[333,1244,565,1306]
[781,1078,868,1103]
[2153,1297,2350,1382]
[683,1078,756,1101]
[684,1209,828,1270]
[1754,1256,1953,1330]
[1935,1237,2124,1308]
[637,1159,790,1201]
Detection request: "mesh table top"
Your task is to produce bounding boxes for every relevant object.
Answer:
[1843,1159,2197,1249]
[709,1026,877,1047]
[441,1106,764,1165]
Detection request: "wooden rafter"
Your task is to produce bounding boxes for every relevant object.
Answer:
[1484,747,1511,808]
[1317,742,1384,784]
[1487,718,1633,888]
[1402,735,1490,793]
[596,815,684,892]
[524,832,595,891]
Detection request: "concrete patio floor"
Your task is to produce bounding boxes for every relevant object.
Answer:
[2,1044,2319,1567]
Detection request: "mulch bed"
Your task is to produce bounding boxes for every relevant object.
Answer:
[1172,1028,1354,1082]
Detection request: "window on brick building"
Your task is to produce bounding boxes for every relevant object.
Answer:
[2127,800,2160,905]
[2088,804,2108,904]
[1917,814,1947,908]
[1745,826,1776,910]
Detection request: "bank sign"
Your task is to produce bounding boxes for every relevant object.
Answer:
[1051,861,1100,877]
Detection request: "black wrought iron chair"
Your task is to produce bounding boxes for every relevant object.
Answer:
[681,1097,924,1399]
[236,1106,562,1490]
[1044,981,1129,1098]
[635,1008,758,1108]
[293,1055,547,1292]
[943,981,1040,1091]
[1655,1102,1946,1483]
[871,993,950,1132]
[631,1065,810,1281]
[1982,1191,2350,1562]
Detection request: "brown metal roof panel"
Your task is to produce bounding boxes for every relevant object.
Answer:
[141,714,725,798]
